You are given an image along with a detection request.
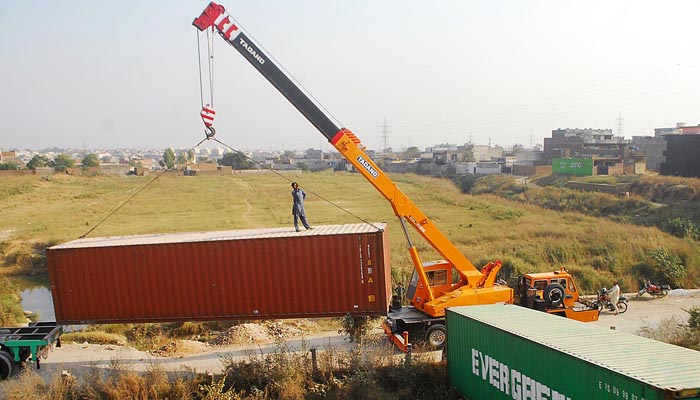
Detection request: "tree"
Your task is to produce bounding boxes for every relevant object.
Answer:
[0,163,19,170]
[403,146,420,159]
[53,154,75,172]
[26,155,51,170]
[462,150,475,162]
[162,148,176,169]
[81,153,100,167]
[283,150,296,160]
[219,152,253,170]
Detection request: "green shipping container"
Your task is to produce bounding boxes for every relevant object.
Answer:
[447,304,700,400]
[552,158,593,176]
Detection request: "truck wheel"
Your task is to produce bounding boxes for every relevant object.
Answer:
[425,324,446,350]
[0,350,15,380]
[544,284,565,308]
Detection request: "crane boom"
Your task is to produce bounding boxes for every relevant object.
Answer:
[193,2,512,317]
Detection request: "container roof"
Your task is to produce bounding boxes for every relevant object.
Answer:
[50,222,387,249]
[449,304,700,391]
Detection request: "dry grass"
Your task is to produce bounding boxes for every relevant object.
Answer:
[1,343,458,400]
[60,331,126,346]
[2,365,203,399]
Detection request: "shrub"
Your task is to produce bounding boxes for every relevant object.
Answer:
[662,217,700,240]
[648,248,687,287]
[125,323,167,350]
[452,174,481,193]
[0,276,26,326]
[686,306,700,331]
[470,175,525,197]
[338,315,373,344]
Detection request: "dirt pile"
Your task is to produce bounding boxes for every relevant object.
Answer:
[210,320,319,346]
[150,339,208,357]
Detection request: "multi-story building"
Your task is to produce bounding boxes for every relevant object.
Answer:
[470,144,504,162]
[543,128,647,175]
[543,128,628,163]
[634,122,700,172]
[660,133,700,178]
[631,136,666,171]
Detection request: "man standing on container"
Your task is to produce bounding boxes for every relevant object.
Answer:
[607,281,621,315]
[291,182,312,232]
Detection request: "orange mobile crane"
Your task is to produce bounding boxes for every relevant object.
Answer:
[193,2,597,352]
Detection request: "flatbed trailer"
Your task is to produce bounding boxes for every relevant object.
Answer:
[0,321,62,380]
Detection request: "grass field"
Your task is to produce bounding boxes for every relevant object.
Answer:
[1,170,699,324]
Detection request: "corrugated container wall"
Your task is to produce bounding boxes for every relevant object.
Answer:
[447,304,700,400]
[47,223,391,324]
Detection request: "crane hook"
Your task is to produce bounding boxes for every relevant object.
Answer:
[200,104,216,139]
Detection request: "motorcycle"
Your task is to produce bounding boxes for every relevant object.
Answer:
[636,281,671,298]
[595,288,628,314]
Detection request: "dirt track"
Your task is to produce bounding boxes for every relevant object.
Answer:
[12,289,700,383]
[591,289,700,333]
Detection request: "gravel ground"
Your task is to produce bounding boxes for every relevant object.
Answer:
[591,289,700,333]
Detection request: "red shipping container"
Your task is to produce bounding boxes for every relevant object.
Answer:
[47,223,391,324]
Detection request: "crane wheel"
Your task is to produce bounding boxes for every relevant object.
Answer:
[544,283,565,308]
[426,324,447,350]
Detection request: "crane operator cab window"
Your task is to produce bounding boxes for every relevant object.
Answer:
[426,270,448,286]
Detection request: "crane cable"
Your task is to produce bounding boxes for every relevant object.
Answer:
[210,136,383,231]
[196,28,216,138]
[78,137,210,239]
[195,22,378,230]
[82,25,379,238]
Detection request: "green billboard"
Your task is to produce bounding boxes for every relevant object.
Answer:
[552,157,593,176]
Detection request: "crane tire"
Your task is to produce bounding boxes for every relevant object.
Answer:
[425,324,447,350]
[544,283,565,308]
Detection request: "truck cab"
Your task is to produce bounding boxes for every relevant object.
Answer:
[515,268,598,322]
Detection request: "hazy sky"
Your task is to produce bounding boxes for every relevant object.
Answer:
[2,1,699,152]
